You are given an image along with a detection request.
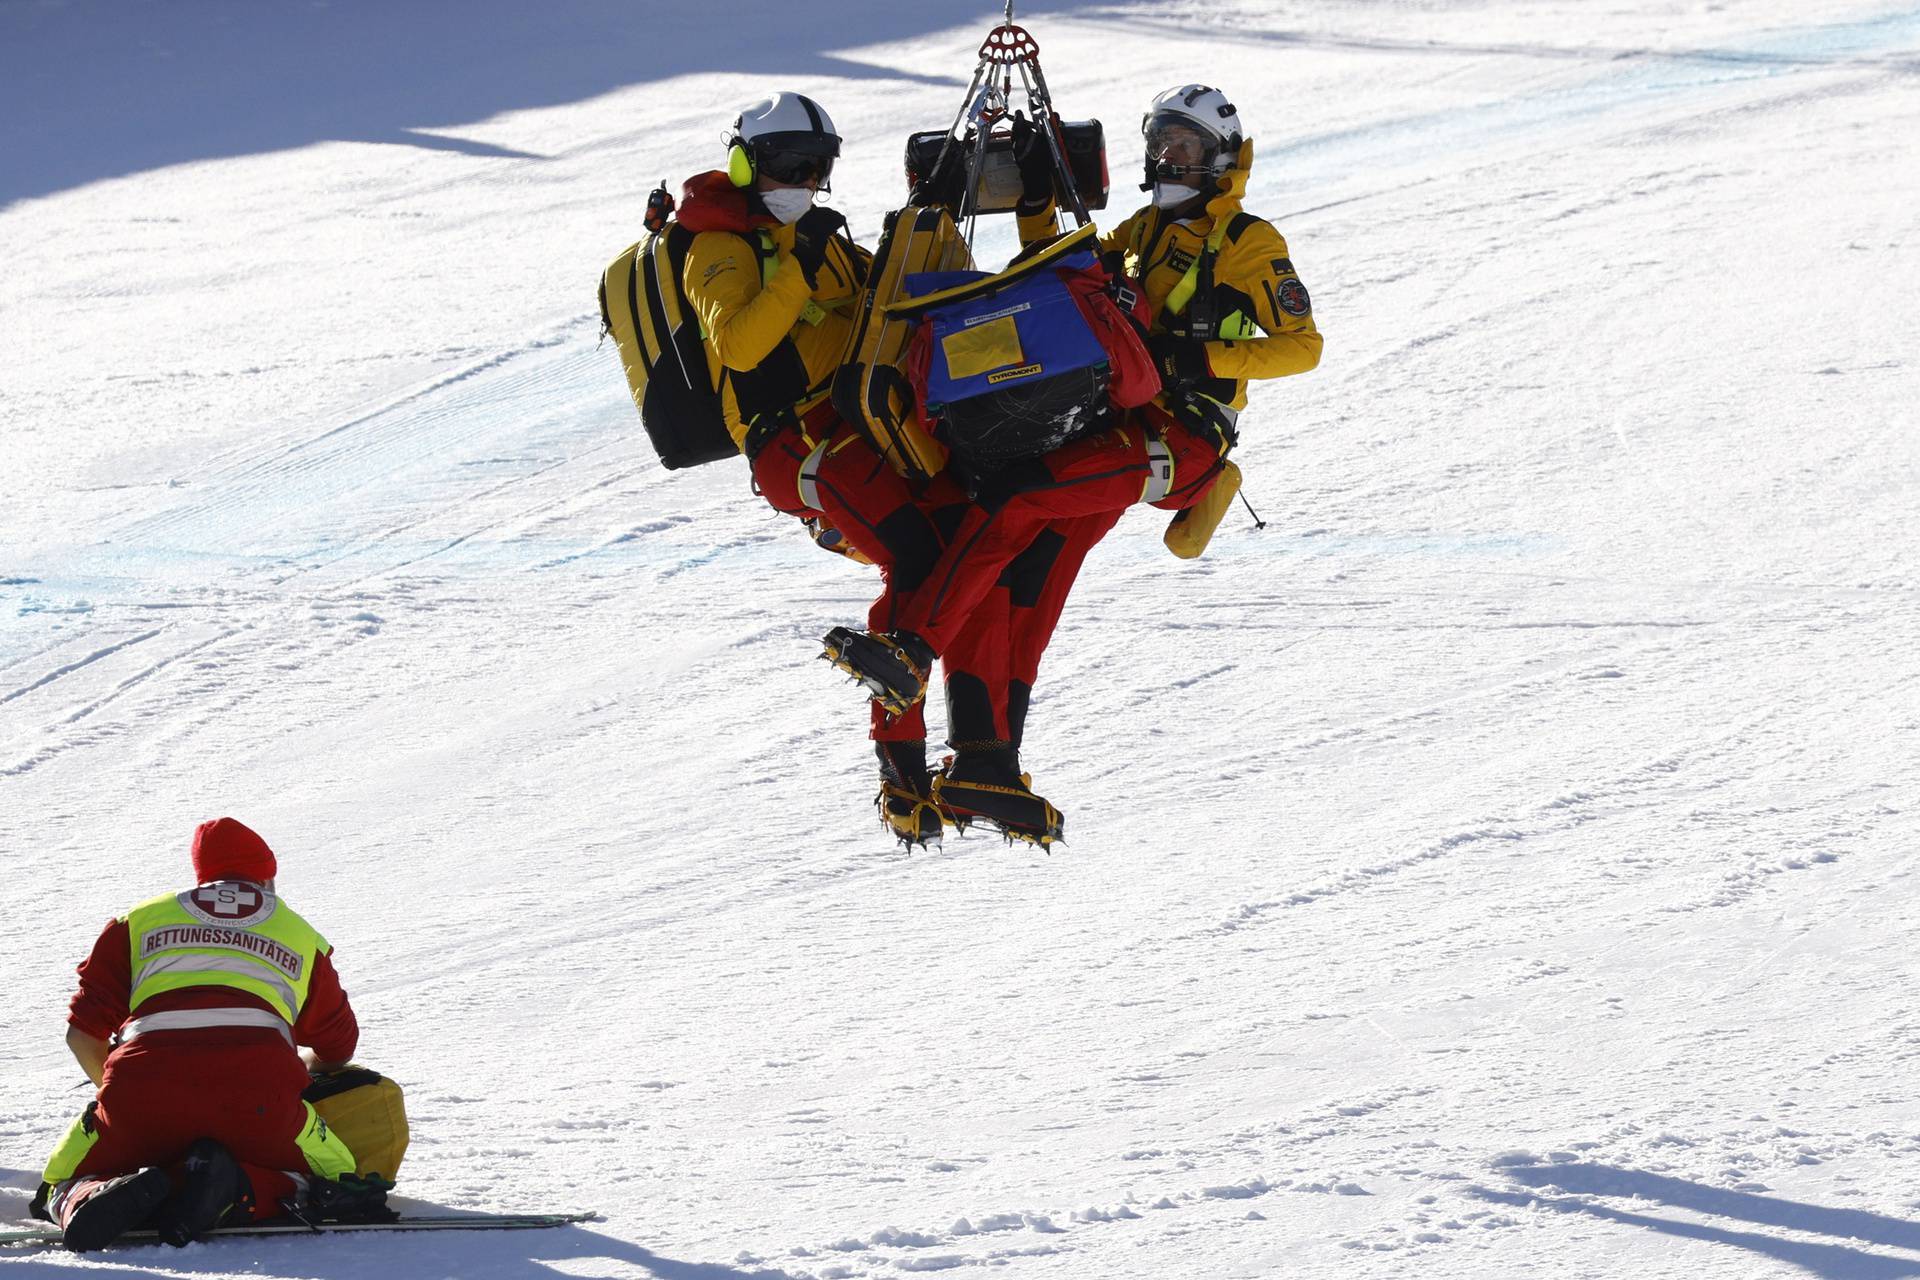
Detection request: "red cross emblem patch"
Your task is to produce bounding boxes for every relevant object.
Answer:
[190,882,265,921]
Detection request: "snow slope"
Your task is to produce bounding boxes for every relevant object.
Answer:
[3,1,1918,1276]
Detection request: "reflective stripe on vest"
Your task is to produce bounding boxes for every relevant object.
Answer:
[125,884,327,1025]
[120,1006,293,1044]
[1141,434,1175,504]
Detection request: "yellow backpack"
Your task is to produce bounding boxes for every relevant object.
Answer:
[831,205,974,484]
[304,1067,410,1183]
[599,215,740,470]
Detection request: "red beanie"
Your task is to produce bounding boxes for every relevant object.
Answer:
[190,817,278,884]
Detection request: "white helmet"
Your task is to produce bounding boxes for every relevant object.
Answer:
[728,92,841,188]
[1141,84,1243,185]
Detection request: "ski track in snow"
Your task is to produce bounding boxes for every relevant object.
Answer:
[4,2,1920,1277]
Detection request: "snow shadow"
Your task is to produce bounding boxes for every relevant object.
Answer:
[0,0,1087,208]
[1474,1163,1920,1279]
[0,1226,808,1279]
[3,1171,798,1277]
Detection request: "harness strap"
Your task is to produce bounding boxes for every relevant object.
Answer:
[760,229,835,326]
[1127,214,1151,273]
[1178,394,1241,453]
[1141,434,1175,504]
[742,385,839,463]
[796,437,833,512]
[797,427,863,512]
[1164,216,1235,319]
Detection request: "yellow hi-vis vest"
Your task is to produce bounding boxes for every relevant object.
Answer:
[125,883,328,1024]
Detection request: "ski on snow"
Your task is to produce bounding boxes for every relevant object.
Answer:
[0,1210,596,1248]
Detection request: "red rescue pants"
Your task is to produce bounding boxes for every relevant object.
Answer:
[49,1032,321,1221]
[752,416,993,746]
[751,410,1126,754]
[903,405,1228,657]
[941,509,1122,748]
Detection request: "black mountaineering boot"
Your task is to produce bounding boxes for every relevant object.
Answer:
[933,743,1065,848]
[823,628,934,717]
[875,739,946,851]
[298,1172,399,1224]
[154,1138,252,1247]
[55,1167,173,1252]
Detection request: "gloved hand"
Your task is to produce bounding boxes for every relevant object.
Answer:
[789,206,847,287]
[916,143,967,213]
[1148,333,1212,384]
[1010,112,1056,214]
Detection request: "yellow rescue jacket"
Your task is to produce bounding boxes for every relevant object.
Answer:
[1101,141,1322,411]
[681,210,868,451]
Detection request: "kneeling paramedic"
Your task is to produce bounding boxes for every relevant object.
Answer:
[33,817,360,1251]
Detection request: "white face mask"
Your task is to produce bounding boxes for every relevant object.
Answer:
[760,187,815,224]
[1152,181,1204,209]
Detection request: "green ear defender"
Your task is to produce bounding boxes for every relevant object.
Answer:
[726,142,754,188]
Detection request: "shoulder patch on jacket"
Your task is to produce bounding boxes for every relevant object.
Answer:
[1276,278,1311,317]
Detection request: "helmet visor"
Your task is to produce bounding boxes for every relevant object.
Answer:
[749,130,840,186]
[757,148,835,185]
[1143,113,1219,175]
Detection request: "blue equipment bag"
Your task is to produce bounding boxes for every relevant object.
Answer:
[898,233,1117,468]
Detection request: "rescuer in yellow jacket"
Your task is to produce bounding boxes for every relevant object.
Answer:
[677,152,867,453]
[822,86,1324,842]
[680,93,992,852]
[1099,119,1321,417]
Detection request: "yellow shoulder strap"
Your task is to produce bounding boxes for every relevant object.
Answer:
[882,223,1098,317]
[763,228,831,326]
[1163,217,1233,318]
[755,231,779,286]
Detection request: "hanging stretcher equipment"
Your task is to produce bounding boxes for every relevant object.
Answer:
[901,9,1108,239]
[850,5,1152,472]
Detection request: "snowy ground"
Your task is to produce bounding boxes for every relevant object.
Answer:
[4,1,1919,1276]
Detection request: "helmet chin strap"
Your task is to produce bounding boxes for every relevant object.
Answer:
[1141,153,1223,193]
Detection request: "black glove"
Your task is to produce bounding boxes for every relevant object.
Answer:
[789,206,847,287]
[1148,333,1211,384]
[1010,112,1056,214]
